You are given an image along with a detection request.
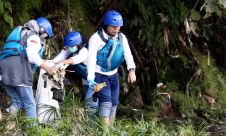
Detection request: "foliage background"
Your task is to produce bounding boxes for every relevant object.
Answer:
[1,0,226,130]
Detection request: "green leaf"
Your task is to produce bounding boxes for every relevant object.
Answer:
[180,4,189,20]
[0,1,3,15]
[3,12,13,27]
[190,9,201,21]
[4,1,12,14]
[202,25,212,40]
[136,1,151,22]
[219,0,226,8]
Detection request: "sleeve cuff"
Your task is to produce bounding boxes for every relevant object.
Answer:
[36,59,44,66]
[129,68,135,72]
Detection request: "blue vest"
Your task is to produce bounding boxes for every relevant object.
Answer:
[69,45,88,79]
[0,26,45,61]
[96,29,124,72]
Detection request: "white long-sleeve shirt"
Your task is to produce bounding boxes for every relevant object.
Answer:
[53,47,88,65]
[87,29,136,81]
[25,35,44,66]
[53,47,88,85]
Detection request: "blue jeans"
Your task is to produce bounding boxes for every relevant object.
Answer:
[0,82,37,118]
[95,73,119,117]
[71,64,99,116]
[84,85,99,116]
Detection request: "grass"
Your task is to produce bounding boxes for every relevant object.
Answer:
[2,54,225,136]
[0,92,209,136]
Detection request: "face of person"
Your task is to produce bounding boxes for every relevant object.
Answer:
[68,45,78,53]
[107,25,121,37]
[39,27,49,39]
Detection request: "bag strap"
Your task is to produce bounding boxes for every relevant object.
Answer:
[97,28,108,43]
[97,28,123,46]
[118,32,123,46]
[4,26,35,47]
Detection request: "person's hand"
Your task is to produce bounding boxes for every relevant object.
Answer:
[45,66,58,75]
[55,60,65,67]
[40,61,57,75]
[128,70,136,83]
[88,79,97,90]
[62,58,73,65]
[54,60,70,70]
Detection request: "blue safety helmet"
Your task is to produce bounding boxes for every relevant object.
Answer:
[64,31,83,47]
[103,10,123,26]
[36,17,53,38]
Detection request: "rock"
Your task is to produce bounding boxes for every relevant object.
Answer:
[207,125,226,136]
[158,98,182,120]
[202,93,216,109]
[127,86,144,108]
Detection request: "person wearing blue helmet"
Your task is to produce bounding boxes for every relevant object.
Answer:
[53,31,85,68]
[87,10,136,127]
[36,17,53,39]
[52,31,99,116]
[0,17,55,119]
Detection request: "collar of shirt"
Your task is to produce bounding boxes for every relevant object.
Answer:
[102,29,119,41]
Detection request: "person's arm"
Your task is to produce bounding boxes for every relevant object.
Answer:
[57,47,88,65]
[53,48,70,63]
[39,61,56,75]
[26,35,56,75]
[87,34,99,81]
[121,34,136,83]
[69,47,88,65]
[26,35,44,66]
